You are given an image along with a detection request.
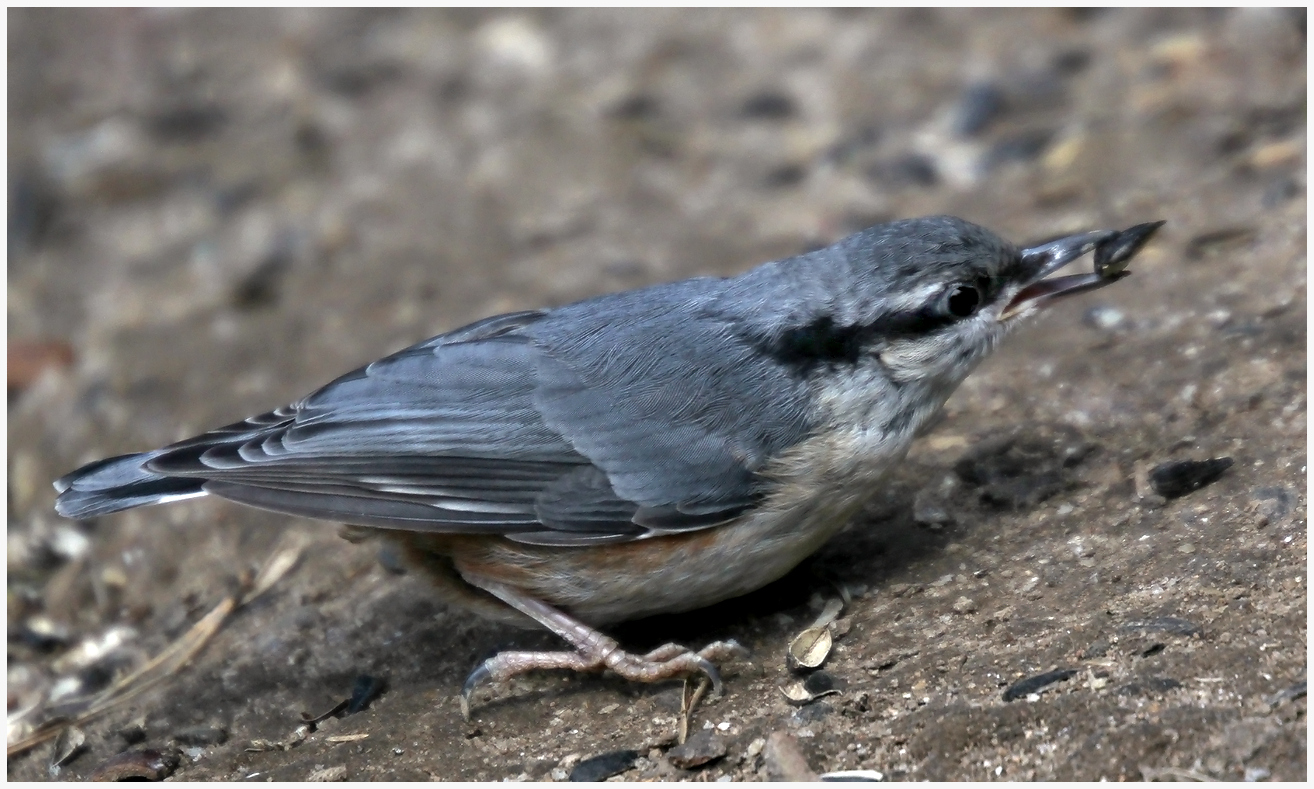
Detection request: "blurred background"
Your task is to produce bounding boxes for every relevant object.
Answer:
[8,8,1306,781]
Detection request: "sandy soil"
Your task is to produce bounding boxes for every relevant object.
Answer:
[8,8,1306,781]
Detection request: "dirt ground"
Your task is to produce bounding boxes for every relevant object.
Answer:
[7,8,1307,782]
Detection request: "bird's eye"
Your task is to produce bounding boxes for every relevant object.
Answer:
[945,285,981,318]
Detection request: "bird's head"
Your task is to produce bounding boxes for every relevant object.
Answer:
[731,215,1163,436]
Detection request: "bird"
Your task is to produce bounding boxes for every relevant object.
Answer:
[53,215,1163,717]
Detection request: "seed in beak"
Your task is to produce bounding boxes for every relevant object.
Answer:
[1094,220,1166,279]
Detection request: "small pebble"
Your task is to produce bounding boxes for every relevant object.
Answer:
[746,738,766,759]
[21,616,71,651]
[762,731,817,782]
[1252,487,1294,524]
[666,730,726,770]
[1205,309,1233,329]
[1083,305,1126,331]
[740,91,796,121]
[951,82,1007,138]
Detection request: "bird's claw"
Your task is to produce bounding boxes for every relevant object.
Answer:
[692,656,724,697]
[460,661,492,720]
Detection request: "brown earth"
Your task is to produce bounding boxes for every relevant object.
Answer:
[8,8,1306,781]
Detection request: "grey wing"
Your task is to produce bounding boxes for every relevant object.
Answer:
[143,303,792,546]
[526,280,818,522]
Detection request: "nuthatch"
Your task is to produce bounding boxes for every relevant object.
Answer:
[53,215,1163,716]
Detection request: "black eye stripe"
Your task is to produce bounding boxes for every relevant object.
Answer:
[766,316,866,369]
[756,310,955,372]
[869,308,958,337]
[750,281,992,376]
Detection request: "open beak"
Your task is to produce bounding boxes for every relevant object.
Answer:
[1001,221,1165,320]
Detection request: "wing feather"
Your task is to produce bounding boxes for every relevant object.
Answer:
[130,284,816,545]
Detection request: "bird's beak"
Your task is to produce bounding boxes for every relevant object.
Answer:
[1001,221,1165,320]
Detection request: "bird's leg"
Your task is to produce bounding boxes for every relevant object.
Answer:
[460,579,746,718]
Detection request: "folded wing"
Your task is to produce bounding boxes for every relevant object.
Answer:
[58,285,817,546]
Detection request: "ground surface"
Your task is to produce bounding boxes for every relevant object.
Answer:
[7,8,1307,782]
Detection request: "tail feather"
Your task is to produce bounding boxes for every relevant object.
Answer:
[53,452,207,520]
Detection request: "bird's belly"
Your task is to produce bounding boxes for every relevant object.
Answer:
[409,482,874,627]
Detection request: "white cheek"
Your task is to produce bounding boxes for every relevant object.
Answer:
[878,318,1004,383]
[878,333,957,381]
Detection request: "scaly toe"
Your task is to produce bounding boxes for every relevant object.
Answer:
[700,638,750,661]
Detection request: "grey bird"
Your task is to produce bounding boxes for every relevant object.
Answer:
[53,215,1163,716]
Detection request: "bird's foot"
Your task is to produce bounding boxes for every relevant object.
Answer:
[460,637,746,719]
[456,578,750,718]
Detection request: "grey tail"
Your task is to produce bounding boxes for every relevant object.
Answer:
[53,452,207,520]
